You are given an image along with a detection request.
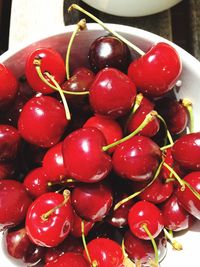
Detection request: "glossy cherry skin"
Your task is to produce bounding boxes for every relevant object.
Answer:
[26,192,74,247]
[0,125,21,162]
[161,194,194,231]
[128,200,164,240]
[83,115,123,153]
[128,42,182,97]
[0,63,18,109]
[124,230,167,265]
[88,35,131,73]
[62,128,112,183]
[172,132,200,170]
[127,96,160,137]
[0,180,32,229]
[44,252,89,267]
[23,167,50,198]
[83,238,124,267]
[25,48,66,94]
[43,142,69,182]
[18,95,68,148]
[89,68,136,118]
[112,135,161,181]
[70,211,94,237]
[71,182,113,222]
[176,171,200,219]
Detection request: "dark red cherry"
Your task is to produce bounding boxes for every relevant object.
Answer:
[0,180,32,229]
[44,252,89,267]
[83,237,124,267]
[176,171,200,219]
[128,42,182,97]
[26,191,74,247]
[25,48,66,94]
[70,211,94,237]
[89,68,136,118]
[0,63,18,110]
[128,200,164,240]
[43,142,69,182]
[112,135,161,181]
[88,35,131,73]
[83,115,123,153]
[0,125,21,162]
[18,95,68,148]
[124,230,167,265]
[172,132,200,170]
[161,194,194,231]
[62,128,112,183]
[71,182,113,222]
[0,161,16,180]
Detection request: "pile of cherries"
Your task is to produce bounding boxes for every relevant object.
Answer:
[0,5,200,267]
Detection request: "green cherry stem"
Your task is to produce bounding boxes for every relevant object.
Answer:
[102,111,157,152]
[66,19,87,79]
[68,4,145,56]
[47,178,78,187]
[163,228,182,250]
[182,98,194,133]
[132,93,144,113]
[156,114,174,146]
[121,239,135,267]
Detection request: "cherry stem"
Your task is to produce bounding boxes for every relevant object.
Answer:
[48,178,77,187]
[102,111,157,152]
[114,159,164,210]
[68,4,145,56]
[160,143,173,151]
[66,19,87,80]
[121,239,136,267]
[45,72,71,121]
[163,228,183,250]
[181,98,194,133]
[41,190,70,221]
[34,59,89,95]
[156,114,174,146]
[142,224,159,266]
[132,93,143,113]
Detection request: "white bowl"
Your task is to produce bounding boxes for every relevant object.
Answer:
[0,23,200,266]
[81,0,182,17]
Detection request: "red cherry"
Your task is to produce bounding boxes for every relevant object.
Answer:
[26,191,74,247]
[176,171,200,219]
[128,200,164,240]
[161,194,194,231]
[0,180,32,229]
[43,142,69,182]
[83,237,124,267]
[25,48,66,94]
[172,132,200,170]
[0,125,21,162]
[0,161,16,180]
[128,42,182,97]
[89,68,136,118]
[70,211,94,237]
[83,115,123,153]
[71,182,113,222]
[112,135,161,181]
[18,95,68,148]
[0,63,18,109]
[62,128,112,183]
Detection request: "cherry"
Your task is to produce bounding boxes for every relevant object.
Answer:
[128,200,164,240]
[83,237,124,267]
[62,127,112,183]
[43,142,69,182]
[161,194,194,231]
[25,48,66,94]
[83,115,123,153]
[0,161,16,180]
[128,42,182,97]
[44,252,89,267]
[112,135,161,181]
[127,95,160,137]
[0,180,32,229]
[26,191,74,247]
[71,211,94,237]
[172,132,200,170]
[89,68,136,118]
[88,35,131,73]
[0,63,18,110]
[176,171,200,219]
[0,125,21,162]
[124,230,167,265]
[71,182,113,222]
[18,95,68,148]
